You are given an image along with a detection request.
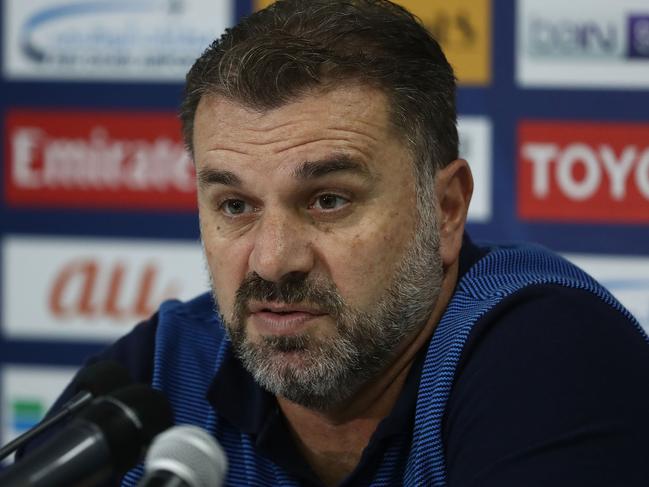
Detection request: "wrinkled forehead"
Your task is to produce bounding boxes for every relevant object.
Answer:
[192,82,402,159]
[193,80,410,154]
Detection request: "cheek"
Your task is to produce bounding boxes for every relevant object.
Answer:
[199,207,250,306]
[325,214,414,306]
[202,234,252,318]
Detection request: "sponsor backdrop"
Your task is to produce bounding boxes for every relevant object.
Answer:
[0,0,648,448]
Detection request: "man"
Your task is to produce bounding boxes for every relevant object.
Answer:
[39,1,649,485]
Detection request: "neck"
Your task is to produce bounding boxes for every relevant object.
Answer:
[277,261,459,486]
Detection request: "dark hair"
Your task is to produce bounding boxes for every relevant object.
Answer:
[180,0,458,182]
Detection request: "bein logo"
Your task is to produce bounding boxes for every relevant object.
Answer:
[528,16,619,58]
[527,13,649,60]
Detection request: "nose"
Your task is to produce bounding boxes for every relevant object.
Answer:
[248,209,315,283]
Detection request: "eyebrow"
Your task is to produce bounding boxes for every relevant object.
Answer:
[293,155,372,181]
[197,168,242,189]
[197,155,372,190]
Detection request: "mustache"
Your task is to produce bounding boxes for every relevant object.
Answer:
[234,272,344,316]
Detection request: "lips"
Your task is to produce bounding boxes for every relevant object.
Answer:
[248,301,324,314]
[247,302,326,336]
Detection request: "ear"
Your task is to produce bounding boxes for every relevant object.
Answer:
[434,158,473,268]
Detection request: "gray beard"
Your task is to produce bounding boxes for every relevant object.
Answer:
[215,208,443,411]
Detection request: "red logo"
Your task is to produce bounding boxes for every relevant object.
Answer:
[5,110,196,210]
[518,121,649,223]
[48,259,180,321]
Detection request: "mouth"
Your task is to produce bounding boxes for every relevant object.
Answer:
[247,302,326,336]
[248,301,324,313]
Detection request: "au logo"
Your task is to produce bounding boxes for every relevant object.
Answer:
[253,0,491,86]
[48,259,180,321]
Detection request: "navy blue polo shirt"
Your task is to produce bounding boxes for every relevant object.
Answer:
[24,235,649,486]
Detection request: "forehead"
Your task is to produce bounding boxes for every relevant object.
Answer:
[192,83,403,165]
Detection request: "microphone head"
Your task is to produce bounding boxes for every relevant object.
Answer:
[80,384,174,473]
[144,425,227,487]
[74,360,132,396]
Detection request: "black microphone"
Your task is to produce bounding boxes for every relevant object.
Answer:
[139,425,227,487]
[0,384,173,487]
[0,360,132,461]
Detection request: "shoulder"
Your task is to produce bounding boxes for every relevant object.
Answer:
[55,292,218,400]
[90,312,159,384]
[444,284,649,486]
[95,292,220,383]
[460,283,646,365]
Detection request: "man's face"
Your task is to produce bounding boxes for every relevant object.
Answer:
[194,83,443,410]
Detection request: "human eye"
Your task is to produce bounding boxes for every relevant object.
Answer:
[219,198,255,216]
[310,193,350,211]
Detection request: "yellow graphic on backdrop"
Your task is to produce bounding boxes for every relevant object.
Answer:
[253,0,491,86]
[254,0,274,8]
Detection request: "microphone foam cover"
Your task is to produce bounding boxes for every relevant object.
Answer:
[145,425,227,487]
[109,385,174,444]
[79,384,174,473]
[74,360,132,396]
